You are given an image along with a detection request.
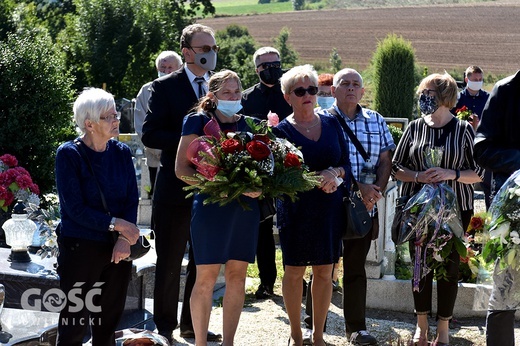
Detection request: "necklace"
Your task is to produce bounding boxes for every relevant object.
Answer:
[292,116,320,133]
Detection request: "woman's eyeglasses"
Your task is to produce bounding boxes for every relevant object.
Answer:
[189,45,220,53]
[256,61,281,70]
[421,88,436,96]
[291,86,319,97]
[99,114,121,122]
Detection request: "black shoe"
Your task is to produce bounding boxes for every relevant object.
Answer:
[349,330,378,345]
[180,329,222,341]
[158,330,173,345]
[255,284,273,299]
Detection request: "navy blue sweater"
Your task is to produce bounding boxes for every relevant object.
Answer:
[55,139,138,243]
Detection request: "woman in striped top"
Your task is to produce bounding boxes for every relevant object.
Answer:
[392,72,483,346]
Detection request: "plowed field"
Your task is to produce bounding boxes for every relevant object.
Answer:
[200,1,520,75]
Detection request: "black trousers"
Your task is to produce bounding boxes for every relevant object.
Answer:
[56,237,132,346]
[256,218,277,287]
[486,310,516,346]
[153,203,196,334]
[342,226,373,334]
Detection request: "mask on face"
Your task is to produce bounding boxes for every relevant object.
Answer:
[259,67,283,85]
[194,50,217,71]
[217,99,242,118]
[466,80,483,91]
[419,94,438,115]
[158,71,168,78]
[317,96,335,110]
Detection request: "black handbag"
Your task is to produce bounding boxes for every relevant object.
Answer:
[74,139,150,261]
[343,174,372,240]
[391,195,412,245]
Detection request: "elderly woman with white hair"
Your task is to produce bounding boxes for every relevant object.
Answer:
[272,64,350,346]
[55,87,140,345]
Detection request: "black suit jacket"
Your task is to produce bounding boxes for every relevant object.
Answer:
[474,70,520,192]
[142,67,199,206]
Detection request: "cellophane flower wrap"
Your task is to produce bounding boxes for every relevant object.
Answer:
[474,169,520,311]
[400,147,466,291]
[183,117,320,208]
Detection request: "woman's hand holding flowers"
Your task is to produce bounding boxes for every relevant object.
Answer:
[424,167,457,183]
[243,190,262,198]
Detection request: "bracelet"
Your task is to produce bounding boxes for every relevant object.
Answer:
[324,168,338,178]
[455,169,460,181]
[118,235,131,244]
[414,171,419,184]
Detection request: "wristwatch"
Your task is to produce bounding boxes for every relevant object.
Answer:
[108,217,116,231]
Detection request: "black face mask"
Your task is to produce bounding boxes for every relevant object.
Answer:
[259,67,283,85]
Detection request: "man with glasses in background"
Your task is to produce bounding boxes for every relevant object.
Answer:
[241,47,293,300]
[142,24,221,344]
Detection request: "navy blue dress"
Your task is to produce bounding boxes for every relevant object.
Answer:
[181,112,260,265]
[273,113,349,266]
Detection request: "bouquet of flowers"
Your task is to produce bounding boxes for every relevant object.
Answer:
[0,154,40,212]
[480,170,520,270]
[183,118,321,208]
[455,105,473,121]
[459,212,490,282]
[399,147,466,291]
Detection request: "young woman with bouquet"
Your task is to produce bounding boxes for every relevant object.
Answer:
[392,73,483,346]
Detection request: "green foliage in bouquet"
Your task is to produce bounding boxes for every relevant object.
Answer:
[183,118,321,208]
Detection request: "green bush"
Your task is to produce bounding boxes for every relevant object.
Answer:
[0,31,76,195]
[371,34,416,120]
[387,125,404,148]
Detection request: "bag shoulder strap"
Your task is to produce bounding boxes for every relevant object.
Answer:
[328,107,370,161]
[74,139,110,215]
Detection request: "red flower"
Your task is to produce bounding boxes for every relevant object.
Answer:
[246,140,271,161]
[469,216,484,231]
[253,134,270,144]
[30,183,40,195]
[15,174,33,189]
[456,105,468,113]
[0,154,18,168]
[221,139,243,154]
[284,152,302,168]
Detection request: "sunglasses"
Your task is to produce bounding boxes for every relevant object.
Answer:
[291,86,318,97]
[190,45,220,53]
[256,61,281,70]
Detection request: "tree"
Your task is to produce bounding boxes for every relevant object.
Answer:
[371,34,416,119]
[274,27,298,68]
[0,0,15,41]
[0,31,76,195]
[329,47,342,72]
[60,0,215,99]
[215,25,258,89]
[292,0,305,10]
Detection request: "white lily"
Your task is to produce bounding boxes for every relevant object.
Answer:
[489,221,511,245]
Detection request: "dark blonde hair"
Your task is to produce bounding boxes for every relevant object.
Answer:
[417,72,458,108]
[197,70,242,113]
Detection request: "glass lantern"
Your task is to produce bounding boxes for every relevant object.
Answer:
[2,201,37,263]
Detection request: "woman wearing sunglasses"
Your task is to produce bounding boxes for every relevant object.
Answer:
[272,64,350,346]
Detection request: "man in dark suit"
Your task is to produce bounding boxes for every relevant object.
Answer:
[142,23,221,344]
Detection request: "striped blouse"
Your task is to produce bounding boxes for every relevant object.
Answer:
[391,117,484,211]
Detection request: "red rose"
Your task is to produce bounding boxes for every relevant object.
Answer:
[469,216,484,231]
[221,138,243,154]
[246,140,271,160]
[284,152,302,168]
[253,134,271,144]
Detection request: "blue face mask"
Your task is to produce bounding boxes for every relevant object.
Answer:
[157,71,168,78]
[216,99,242,118]
[419,94,438,115]
[317,96,335,110]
